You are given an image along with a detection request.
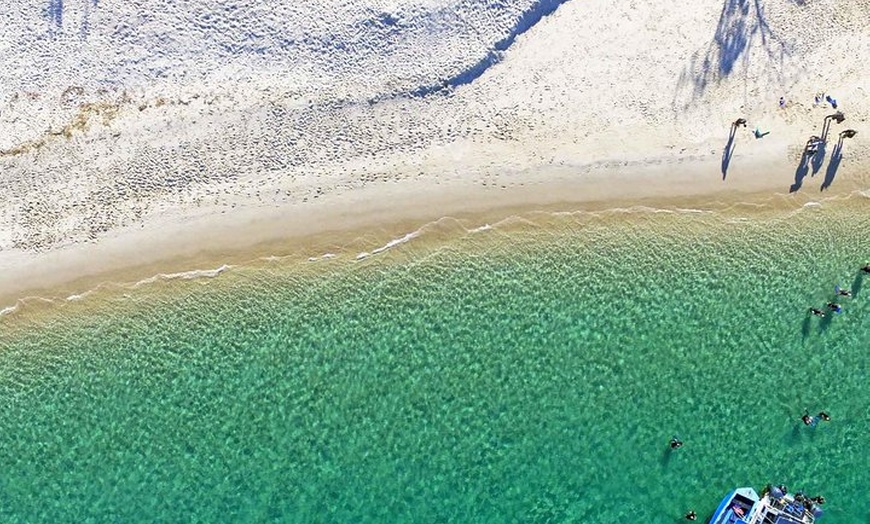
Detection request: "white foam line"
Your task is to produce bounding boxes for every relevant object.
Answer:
[65,291,92,301]
[468,224,492,233]
[357,230,422,260]
[371,231,420,255]
[307,253,337,262]
[674,207,711,214]
[133,264,230,286]
[0,304,19,317]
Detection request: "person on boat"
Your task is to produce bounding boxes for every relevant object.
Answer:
[684,510,697,521]
[809,307,825,318]
[836,287,852,297]
[827,302,842,313]
[818,411,831,422]
[670,436,683,449]
[802,411,818,427]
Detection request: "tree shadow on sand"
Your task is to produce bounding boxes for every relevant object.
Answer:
[673,0,794,109]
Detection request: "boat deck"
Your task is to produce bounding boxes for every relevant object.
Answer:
[745,494,817,524]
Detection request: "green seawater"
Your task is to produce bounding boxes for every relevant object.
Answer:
[0,200,868,523]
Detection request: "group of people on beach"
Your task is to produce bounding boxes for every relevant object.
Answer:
[730,93,858,192]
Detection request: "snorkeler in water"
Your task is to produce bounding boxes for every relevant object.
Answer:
[818,411,831,422]
[802,411,819,427]
[861,265,870,274]
[809,307,825,318]
[670,436,683,449]
[835,286,852,297]
[826,302,842,313]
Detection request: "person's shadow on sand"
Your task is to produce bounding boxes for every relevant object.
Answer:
[810,139,827,176]
[721,123,738,179]
[821,137,844,191]
[790,151,810,192]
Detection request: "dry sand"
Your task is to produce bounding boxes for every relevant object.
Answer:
[1,0,869,312]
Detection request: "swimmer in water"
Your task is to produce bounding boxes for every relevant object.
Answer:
[809,307,825,318]
[684,510,697,521]
[670,437,683,449]
[818,411,831,422]
[802,410,818,427]
[826,302,842,313]
[861,265,870,274]
[811,495,826,505]
[836,287,852,297]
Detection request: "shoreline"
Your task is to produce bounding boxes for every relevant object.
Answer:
[2,150,867,316]
[3,0,868,318]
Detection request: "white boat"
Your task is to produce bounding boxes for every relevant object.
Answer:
[708,484,823,524]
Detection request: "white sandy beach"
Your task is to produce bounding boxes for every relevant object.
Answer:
[1,0,869,309]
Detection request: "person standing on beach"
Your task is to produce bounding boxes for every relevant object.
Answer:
[733,118,747,127]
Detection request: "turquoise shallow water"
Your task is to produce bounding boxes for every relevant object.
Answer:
[0,200,868,523]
